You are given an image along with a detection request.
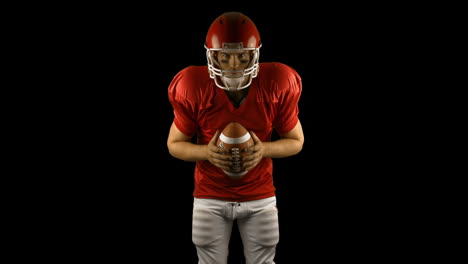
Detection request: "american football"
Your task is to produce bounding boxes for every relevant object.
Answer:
[217,121,254,178]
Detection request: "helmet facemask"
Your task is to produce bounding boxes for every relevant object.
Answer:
[206,42,261,91]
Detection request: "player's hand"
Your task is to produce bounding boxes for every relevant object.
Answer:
[242,130,264,171]
[207,130,233,171]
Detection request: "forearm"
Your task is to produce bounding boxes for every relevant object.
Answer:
[263,138,303,158]
[168,141,208,162]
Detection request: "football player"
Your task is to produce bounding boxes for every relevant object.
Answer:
[167,11,304,264]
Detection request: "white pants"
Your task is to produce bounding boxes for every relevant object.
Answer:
[192,196,279,264]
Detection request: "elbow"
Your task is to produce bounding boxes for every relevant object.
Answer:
[168,148,176,159]
[284,139,303,157]
[167,141,177,158]
[294,140,304,155]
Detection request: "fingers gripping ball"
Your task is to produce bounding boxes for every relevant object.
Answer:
[216,122,254,178]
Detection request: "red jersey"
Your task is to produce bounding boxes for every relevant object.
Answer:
[168,62,302,202]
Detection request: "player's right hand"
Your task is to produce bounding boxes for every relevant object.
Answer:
[207,130,233,171]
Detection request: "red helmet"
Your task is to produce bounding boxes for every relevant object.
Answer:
[205,12,262,91]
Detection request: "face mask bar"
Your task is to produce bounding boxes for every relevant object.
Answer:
[205,43,261,91]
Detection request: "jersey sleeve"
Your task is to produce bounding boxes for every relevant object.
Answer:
[273,65,302,134]
[167,68,198,137]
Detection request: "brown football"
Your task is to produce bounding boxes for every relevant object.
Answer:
[216,122,254,178]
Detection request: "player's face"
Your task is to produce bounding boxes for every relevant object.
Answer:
[214,51,252,72]
[209,50,255,90]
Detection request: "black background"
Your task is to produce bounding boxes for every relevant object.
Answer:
[44,2,421,263]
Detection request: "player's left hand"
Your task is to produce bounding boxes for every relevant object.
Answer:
[242,130,264,171]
